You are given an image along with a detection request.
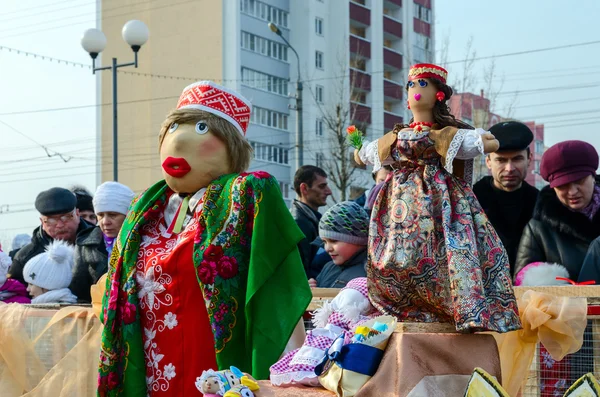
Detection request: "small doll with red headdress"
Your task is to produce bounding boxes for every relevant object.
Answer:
[354,63,521,333]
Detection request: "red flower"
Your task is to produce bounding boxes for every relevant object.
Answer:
[204,245,224,261]
[199,260,218,284]
[108,372,119,390]
[217,256,238,279]
[252,171,271,179]
[121,301,137,325]
[347,125,357,134]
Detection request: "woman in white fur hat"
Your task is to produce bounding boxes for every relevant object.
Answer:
[23,240,78,304]
[93,182,135,258]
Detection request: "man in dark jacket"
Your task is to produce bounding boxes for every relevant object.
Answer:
[8,187,108,303]
[290,165,332,278]
[473,121,539,275]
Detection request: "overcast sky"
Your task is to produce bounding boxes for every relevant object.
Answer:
[1,0,600,248]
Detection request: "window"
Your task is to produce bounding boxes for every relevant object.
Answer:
[241,31,288,62]
[316,118,324,136]
[316,153,325,168]
[249,140,290,165]
[279,182,290,199]
[535,140,544,153]
[241,0,289,28]
[315,85,324,103]
[350,26,366,38]
[413,3,431,23]
[250,106,289,130]
[534,160,540,173]
[241,67,289,96]
[315,18,323,35]
[315,51,324,69]
[351,92,366,104]
[349,56,366,71]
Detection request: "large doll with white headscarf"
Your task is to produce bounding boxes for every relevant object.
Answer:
[98,81,311,396]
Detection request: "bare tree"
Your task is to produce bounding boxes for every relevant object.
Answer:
[308,52,365,202]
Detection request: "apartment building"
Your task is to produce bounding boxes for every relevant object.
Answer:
[97,0,435,203]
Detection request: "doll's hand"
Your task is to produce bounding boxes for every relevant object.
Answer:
[354,149,366,167]
[481,133,500,154]
[308,278,317,288]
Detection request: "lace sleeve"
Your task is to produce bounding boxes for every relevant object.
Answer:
[445,128,487,174]
[455,128,486,160]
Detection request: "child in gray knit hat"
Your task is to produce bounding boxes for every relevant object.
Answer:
[308,201,369,288]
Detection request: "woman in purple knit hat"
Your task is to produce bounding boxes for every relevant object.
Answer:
[515,140,600,281]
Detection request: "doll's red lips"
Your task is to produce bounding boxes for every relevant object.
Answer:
[414,93,422,101]
[162,157,191,177]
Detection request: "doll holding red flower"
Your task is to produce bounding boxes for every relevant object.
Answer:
[353,64,521,333]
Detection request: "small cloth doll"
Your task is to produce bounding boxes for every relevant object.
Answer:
[196,366,255,396]
[196,369,224,396]
[270,278,375,386]
[223,377,260,397]
[315,315,396,397]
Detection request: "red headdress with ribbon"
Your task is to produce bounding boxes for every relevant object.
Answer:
[408,63,448,84]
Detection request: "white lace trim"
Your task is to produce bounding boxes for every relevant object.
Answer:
[289,346,327,367]
[397,130,429,140]
[270,371,320,386]
[455,128,487,160]
[445,129,468,174]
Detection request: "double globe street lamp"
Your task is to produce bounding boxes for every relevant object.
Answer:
[81,20,149,182]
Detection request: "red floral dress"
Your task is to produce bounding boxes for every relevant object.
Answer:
[136,194,217,395]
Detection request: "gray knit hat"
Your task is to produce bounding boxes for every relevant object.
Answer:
[318,201,369,245]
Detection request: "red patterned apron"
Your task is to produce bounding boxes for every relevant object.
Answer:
[136,199,217,395]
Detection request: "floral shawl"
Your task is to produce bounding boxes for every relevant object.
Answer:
[98,172,311,396]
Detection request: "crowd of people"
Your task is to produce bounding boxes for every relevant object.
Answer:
[1,122,599,306]
[291,121,600,293]
[0,182,134,305]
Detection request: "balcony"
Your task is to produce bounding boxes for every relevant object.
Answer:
[383,79,403,100]
[384,0,402,6]
[383,48,402,69]
[414,0,431,7]
[349,2,370,26]
[351,102,372,125]
[350,69,371,92]
[413,18,431,37]
[384,112,403,130]
[383,15,402,38]
[350,35,371,58]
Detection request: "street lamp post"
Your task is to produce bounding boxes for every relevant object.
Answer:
[81,20,149,182]
[268,22,303,170]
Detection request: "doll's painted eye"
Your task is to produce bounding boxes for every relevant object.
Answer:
[168,123,179,133]
[241,389,253,397]
[418,79,428,87]
[195,121,209,135]
[408,81,415,88]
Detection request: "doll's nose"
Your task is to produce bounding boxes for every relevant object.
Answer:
[414,93,421,101]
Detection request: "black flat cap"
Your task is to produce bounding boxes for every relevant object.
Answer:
[35,187,77,216]
[489,121,534,152]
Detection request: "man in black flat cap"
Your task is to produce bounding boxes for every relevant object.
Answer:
[473,121,539,275]
[8,187,108,302]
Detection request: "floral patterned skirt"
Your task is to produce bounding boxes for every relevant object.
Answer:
[367,164,521,333]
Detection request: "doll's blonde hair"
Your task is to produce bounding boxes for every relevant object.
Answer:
[159,108,253,174]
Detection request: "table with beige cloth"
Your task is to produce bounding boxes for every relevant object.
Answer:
[0,285,591,396]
